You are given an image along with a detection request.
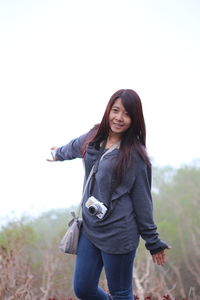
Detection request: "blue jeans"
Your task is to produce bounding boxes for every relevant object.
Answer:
[73,234,136,300]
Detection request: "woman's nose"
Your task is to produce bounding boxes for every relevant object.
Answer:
[116,112,123,121]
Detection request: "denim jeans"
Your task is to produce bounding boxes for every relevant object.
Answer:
[73,234,136,300]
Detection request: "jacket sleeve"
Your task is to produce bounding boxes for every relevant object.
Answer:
[131,161,169,254]
[56,133,88,161]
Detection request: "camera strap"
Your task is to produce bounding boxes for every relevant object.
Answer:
[88,141,120,199]
[76,142,120,218]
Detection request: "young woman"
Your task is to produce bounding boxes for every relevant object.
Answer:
[48,89,170,300]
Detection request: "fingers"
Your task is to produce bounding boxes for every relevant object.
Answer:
[152,250,166,265]
[152,247,172,265]
[46,158,56,162]
[46,157,58,162]
[46,147,58,162]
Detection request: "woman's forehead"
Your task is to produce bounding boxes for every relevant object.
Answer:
[112,98,126,110]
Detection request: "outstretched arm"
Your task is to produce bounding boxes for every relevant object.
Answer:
[46,133,89,162]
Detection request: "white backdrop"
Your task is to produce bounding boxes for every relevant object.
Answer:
[0,0,199,222]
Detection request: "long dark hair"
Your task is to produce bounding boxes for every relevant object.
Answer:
[82,89,151,184]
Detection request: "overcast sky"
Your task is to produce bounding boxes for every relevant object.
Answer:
[0,0,199,222]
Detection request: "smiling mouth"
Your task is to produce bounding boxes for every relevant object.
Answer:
[113,123,124,128]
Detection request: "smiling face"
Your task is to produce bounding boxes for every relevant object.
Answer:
[109,98,132,136]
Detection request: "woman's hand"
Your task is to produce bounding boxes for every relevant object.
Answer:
[46,147,58,162]
[152,248,171,265]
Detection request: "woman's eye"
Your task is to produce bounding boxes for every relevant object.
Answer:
[112,108,118,113]
[125,112,129,116]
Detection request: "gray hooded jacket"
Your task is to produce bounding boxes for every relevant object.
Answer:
[56,132,169,254]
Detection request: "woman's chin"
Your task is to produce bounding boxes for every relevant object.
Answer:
[109,128,123,136]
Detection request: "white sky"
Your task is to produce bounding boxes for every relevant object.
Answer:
[0,0,200,222]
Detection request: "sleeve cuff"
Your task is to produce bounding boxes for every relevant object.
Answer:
[146,240,170,254]
[55,147,65,161]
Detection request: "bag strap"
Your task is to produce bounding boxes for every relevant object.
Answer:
[72,141,120,218]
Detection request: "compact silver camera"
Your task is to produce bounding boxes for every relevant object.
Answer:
[85,196,107,219]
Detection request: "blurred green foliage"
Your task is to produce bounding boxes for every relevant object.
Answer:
[0,163,199,298]
[152,163,200,264]
[0,219,39,250]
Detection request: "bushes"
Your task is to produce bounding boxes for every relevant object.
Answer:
[0,164,200,299]
[0,215,74,300]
